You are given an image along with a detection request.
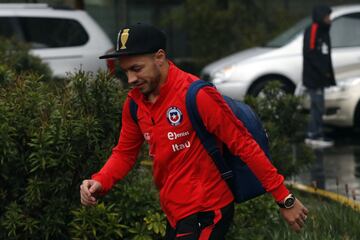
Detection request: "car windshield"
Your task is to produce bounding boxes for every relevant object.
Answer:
[265,17,311,48]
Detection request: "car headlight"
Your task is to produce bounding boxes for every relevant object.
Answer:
[211,66,235,84]
[327,77,360,93]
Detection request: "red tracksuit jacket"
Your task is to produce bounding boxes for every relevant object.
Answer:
[92,62,289,227]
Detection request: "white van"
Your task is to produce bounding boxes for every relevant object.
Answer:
[0,3,114,78]
[201,4,360,100]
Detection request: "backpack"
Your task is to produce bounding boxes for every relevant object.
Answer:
[129,80,271,203]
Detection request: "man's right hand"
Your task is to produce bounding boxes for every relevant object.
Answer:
[80,179,103,206]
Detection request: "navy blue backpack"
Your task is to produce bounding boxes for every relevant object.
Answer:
[185,80,272,203]
[129,80,272,203]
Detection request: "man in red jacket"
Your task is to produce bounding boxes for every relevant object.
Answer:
[80,23,308,239]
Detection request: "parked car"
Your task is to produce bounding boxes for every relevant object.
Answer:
[0,3,114,78]
[296,77,360,128]
[201,4,360,100]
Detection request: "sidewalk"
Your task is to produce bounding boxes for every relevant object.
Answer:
[293,145,360,203]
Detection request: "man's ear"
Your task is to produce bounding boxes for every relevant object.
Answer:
[154,49,166,66]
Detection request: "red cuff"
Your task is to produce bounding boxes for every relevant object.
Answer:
[91,173,111,196]
[270,184,290,202]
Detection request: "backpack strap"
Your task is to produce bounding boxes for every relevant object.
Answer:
[129,98,138,123]
[185,80,233,180]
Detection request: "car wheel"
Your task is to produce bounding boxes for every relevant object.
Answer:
[247,77,295,97]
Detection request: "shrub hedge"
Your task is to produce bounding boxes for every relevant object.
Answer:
[0,69,128,239]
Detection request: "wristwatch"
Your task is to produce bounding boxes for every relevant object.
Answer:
[277,193,296,209]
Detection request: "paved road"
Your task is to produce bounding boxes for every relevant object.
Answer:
[294,129,360,201]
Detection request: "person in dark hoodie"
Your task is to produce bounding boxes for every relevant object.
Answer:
[303,5,336,147]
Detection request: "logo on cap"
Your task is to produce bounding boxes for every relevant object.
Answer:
[117,28,130,51]
[167,107,183,126]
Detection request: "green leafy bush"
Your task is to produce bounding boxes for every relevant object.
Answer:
[228,189,360,240]
[0,38,164,239]
[0,68,127,239]
[70,166,166,240]
[0,38,52,81]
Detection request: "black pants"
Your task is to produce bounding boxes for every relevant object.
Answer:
[164,202,234,240]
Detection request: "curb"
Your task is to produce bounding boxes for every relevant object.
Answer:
[286,181,360,212]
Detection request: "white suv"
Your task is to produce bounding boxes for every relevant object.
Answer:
[0,3,114,78]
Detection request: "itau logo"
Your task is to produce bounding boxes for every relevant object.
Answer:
[167,107,183,126]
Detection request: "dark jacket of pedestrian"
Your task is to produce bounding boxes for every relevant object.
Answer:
[302,5,336,89]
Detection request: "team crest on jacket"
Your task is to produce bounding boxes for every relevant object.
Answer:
[167,107,183,126]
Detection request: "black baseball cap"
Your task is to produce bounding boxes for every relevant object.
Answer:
[99,23,167,59]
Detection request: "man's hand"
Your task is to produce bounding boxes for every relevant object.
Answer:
[280,199,309,232]
[80,179,103,206]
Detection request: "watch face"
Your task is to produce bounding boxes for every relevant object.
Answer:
[284,196,295,208]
